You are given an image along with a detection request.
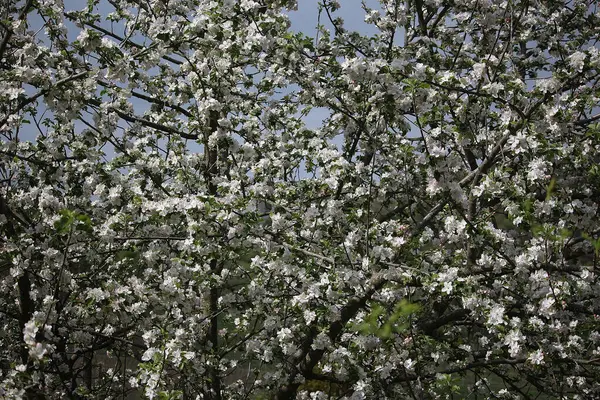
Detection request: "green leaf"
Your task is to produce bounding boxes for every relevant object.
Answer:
[115,250,138,261]
[54,209,75,233]
[545,177,556,201]
[378,322,392,339]
[392,299,421,319]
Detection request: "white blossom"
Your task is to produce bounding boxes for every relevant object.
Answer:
[568,51,586,72]
[487,305,506,326]
[528,349,545,365]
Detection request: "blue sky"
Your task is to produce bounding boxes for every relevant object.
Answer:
[288,0,380,36]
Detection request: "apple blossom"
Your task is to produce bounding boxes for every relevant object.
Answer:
[1,0,599,399]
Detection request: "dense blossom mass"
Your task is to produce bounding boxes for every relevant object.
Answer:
[1,0,600,398]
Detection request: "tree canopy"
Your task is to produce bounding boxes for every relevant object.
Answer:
[1,0,600,399]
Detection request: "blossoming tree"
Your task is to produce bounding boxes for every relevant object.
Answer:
[1,0,600,398]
